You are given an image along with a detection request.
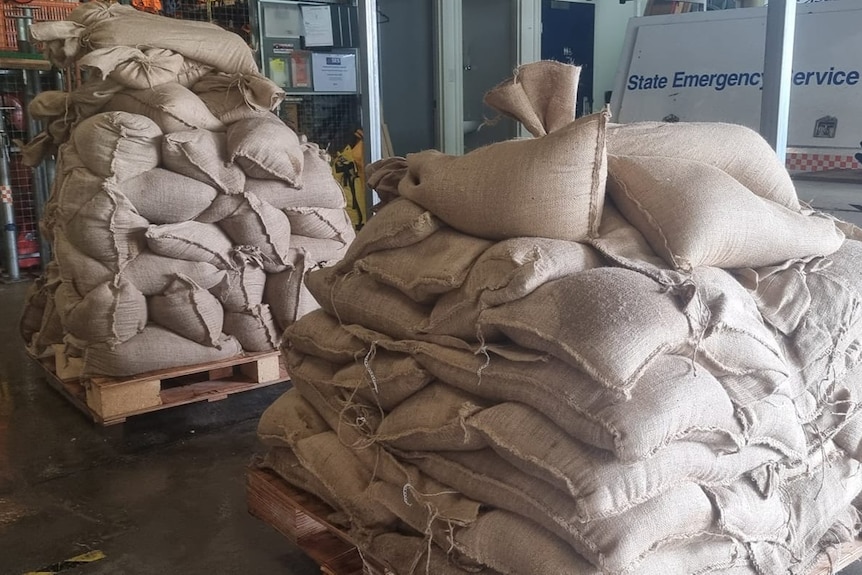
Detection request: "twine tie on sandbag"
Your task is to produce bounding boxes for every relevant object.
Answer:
[363,341,380,395]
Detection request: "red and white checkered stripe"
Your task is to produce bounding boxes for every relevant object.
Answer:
[785,152,859,173]
[0,185,11,205]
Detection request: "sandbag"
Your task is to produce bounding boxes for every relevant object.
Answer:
[483,60,580,137]
[608,121,801,210]
[145,221,235,269]
[78,47,185,90]
[193,72,285,124]
[257,388,329,448]
[29,21,85,67]
[288,235,349,266]
[103,82,226,133]
[606,155,845,270]
[354,228,493,304]
[83,324,242,377]
[210,250,267,312]
[282,309,368,365]
[218,193,293,272]
[306,267,429,341]
[81,9,259,75]
[20,278,49,345]
[223,304,281,352]
[264,255,318,331]
[53,228,114,295]
[245,178,342,211]
[227,116,303,185]
[121,251,226,296]
[282,207,354,242]
[162,129,245,194]
[119,168,218,224]
[470,402,785,521]
[148,274,224,346]
[399,111,608,241]
[479,267,691,398]
[72,112,162,181]
[64,185,149,268]
[366,157,407,206]
[426,237,603,340]
[375,383,487,451]
[335,198,441,272]
[194,193,245,223]
[300,141,348,208]
[63,278,146,346]
[52,167,105,226]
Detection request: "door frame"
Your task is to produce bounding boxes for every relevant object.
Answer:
[434,0,541,154]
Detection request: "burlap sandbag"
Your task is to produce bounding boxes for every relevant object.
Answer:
[590,202,668,270]
[608,121,801,210]
[409,449,717,574]
[80,6,258,76]
[282,207,354,242]
[354,228,493,305]
[399,110,608,241]
[210,249,267,312]
[264,255,318,331]
[194,193,245,223]
[145,221,235,269]
[257,388,329,448]
[335,198,441,272]
[480,267,690,398]
[469,401,785,521]
[366,157,407,207]
[259,448,343,522]
[282,309,367,365]
[301,141,348,207]
[375,382,487,451]
[63,277,146,346]
[227,116,303,185]
[288,236,348,266]
[292,432,398,529]
[64,185,149,268]
[177,60,213,88]
[426,237,603,340]
[148,274,224,347]
[223,303,281,352]
[366,533,501,575]
[483,60,580,138]
[408,342,798,462]
[606,155,845,270]
[83,324,242,377]
[306,267,429,341]
[78,46,185,90]
[29,21,85,67]
[295,348,432,412]
[121,251,226,296]
[20,278,49,345]
[193,72,285,124]
[162,129,245,194]
[53,228,114,295]
[103,82,226,133]
[52,168,104,227]
[218,193,292,273]
[119,168,218,224]
[72,112,162,181]
[245,178,343,211]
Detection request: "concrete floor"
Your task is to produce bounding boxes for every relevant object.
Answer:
[2,178,862,575]
[0,281,319,575]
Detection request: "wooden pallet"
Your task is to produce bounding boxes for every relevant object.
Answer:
[38,349,289,425]
[247,467,389,575]
[247,468,862,575]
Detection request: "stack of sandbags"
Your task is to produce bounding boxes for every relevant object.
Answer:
[20,3,354,377]
[256,61,862,575]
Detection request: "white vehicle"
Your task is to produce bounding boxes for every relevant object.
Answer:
[610,0,862,173]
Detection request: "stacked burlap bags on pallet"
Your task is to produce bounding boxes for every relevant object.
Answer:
[257,60,862,574]
[19,2,354,377]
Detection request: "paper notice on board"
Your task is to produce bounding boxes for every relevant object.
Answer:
[311,53,357,92]
[301,5,334,47]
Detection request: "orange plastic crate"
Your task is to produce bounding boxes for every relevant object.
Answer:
[1,1,78,52]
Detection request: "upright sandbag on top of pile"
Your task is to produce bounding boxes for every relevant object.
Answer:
[400,62,608,242]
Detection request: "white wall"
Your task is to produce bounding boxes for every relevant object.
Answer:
[552,0,640,108]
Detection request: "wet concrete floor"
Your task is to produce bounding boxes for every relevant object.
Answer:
[0,281,318,575]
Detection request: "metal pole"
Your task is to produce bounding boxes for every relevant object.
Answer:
[0,110,20,281]
[759,0,796,162]
[358,0,382,164]
[17,8,52,268]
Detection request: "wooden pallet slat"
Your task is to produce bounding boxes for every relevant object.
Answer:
[36,350,289,425]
